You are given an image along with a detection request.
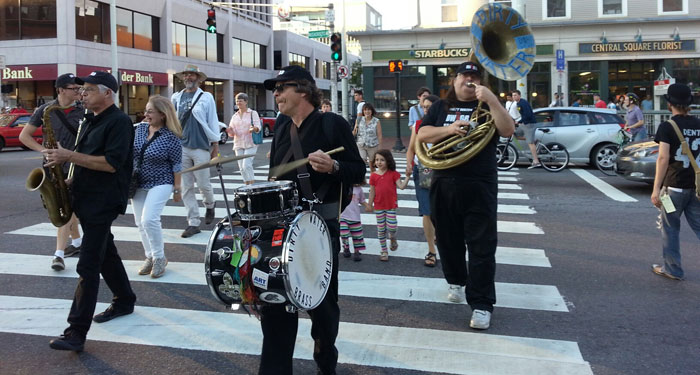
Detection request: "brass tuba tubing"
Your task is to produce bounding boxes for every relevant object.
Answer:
[26,104,74,227]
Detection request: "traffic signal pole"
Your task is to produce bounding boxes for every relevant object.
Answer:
[393,71,404,152]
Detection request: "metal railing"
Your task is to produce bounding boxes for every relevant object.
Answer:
[618,110,700,137]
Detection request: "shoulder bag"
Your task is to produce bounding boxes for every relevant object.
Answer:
[251,111,263,145]
[667,119,700,200]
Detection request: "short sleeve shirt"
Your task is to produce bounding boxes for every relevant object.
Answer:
[370,170,400,210]
[133,123,183,189]
[626,106,645,135]
[340,186,366,221]
[654,115,700,188]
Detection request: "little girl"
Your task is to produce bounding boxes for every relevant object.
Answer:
[367,149,410,261]
[339,181,367,262]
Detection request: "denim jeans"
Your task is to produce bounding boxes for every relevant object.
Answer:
[632,128,648,142]
[131,184,173,259]
[658,187,700,278]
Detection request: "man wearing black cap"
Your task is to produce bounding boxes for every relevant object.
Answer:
[43,71,137,352]
[259,65,364,374]
[20,73,84,271]
[417,61,514,330]
[650,82,700,281]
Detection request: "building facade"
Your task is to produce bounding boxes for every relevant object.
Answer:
[0,0,344,122]
[350,0,700,119]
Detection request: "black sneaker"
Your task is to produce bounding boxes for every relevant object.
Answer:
[49,331,85,352]
[353,252,362,262]
[342,247,351,258]
[204,204,216,225]
[93,304,134,323]
[51,256,65,271]
[181,226,201,238]
[64,245,81,258]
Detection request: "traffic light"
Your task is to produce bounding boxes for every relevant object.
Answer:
[388,60,404,73]
[206,8,216,34]
[330,32,342,61]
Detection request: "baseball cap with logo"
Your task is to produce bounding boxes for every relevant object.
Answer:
[264,65,316,90]
[55,73,77,88]
[75,71,119,93]
[456,62,481,77]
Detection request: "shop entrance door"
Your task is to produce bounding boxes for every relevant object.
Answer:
[607,60,660,104]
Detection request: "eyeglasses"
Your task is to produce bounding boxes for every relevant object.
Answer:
[63,86,81,92]
[273,83,300,93]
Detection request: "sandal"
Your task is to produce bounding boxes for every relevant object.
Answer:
[390,237,398,251]
[424,252,436,267]
[380,251,389,261]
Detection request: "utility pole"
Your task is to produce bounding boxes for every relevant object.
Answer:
[340,0,348,120]
[110,0,119,106]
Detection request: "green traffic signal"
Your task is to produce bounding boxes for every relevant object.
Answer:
[331,51,340,61]
[207,8,216,34]
[207,24,216,33]
[330,32,342,61]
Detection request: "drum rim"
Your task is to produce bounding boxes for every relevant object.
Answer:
[204,218,232,305]
[233,180,295,194]
[238,209,296,221]
[281,211,333,310]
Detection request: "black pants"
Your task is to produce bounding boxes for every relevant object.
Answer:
[67,211,136,337]
[258,222,340,375]
[430,177,497,312]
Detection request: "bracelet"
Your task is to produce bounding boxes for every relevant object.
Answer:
[173,189,181,194]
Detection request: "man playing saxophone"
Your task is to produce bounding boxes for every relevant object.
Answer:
[20,73,84,272]
[416,62,514,330]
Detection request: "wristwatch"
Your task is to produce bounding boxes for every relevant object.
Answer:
[330,160,340,175]
[173,188,181,194]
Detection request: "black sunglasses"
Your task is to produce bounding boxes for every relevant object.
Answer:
[274,83,300,93]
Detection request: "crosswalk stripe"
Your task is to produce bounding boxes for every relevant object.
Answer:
[189,194,535,214]
[0,296,593,375]
[0,253,564,311]
[5,226,550,267]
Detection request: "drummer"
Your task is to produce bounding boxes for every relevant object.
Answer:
[260,66,364,375]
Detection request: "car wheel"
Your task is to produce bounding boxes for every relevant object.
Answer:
[263,125,270,138]
[593,143,618,174]
[0,137,4,151]
[219,129,229,144]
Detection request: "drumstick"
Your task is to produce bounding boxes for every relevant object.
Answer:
[268,146,345,180]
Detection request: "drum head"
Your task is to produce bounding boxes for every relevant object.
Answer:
[234,180,294,194]
[282,211,333,310]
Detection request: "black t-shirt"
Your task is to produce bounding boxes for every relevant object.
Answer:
[270,111,365,209]
[29,99,84,150]
[72,105,134,220]
[420,99,497,180]
[654,115,700,189]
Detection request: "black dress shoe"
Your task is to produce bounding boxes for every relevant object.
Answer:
[49,331,85,352]
[93,304,134,323]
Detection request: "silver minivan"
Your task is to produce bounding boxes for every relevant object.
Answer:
[532,107,625,169]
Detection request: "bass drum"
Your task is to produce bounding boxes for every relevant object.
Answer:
[204,211,333,311]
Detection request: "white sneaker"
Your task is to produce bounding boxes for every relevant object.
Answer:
[447,284,464,303]
[469,309,491,330]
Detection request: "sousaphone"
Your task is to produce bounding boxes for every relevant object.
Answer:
[415,3,536,170]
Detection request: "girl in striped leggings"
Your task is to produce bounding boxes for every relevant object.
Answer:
[340,182,368,262]
[368,149,410,261]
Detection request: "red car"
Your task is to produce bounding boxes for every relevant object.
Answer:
[0,113,42,151]
[258,109,277,137]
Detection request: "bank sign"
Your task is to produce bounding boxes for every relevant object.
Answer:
[579,40,695,54]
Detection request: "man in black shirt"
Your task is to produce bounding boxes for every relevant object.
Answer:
[20,73,84,271]
[650,83,700,281]
[260,65,364,374]
[417,62,514,330]
[43,71,137,352]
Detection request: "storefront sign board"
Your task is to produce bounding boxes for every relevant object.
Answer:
[1,64,57,81]
[77,65,168,86]
[579,40,695,54]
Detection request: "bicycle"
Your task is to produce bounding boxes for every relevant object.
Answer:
[596,128,632,176]
[496,127,570,172]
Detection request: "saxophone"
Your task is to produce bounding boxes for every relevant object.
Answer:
[26,104,74,227]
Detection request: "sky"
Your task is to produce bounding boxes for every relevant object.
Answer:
[366,0,418,30]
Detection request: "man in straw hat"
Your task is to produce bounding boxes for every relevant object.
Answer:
[171,64,220,238]
[650,82,700,281]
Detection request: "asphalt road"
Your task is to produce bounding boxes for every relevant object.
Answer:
[0,140,698,375]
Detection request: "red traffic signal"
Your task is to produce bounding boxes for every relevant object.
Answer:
[206,8,216,34]
[388,60,404,73]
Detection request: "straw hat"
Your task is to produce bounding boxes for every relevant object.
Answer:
[175,64,207,81]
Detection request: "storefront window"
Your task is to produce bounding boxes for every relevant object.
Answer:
[526,62,551,109]
[607,60,658,103]
[671,58,700,107]
[569,61,601,106]
[1,0,56,40]
[76,1,110,43]
[373,65,428,112]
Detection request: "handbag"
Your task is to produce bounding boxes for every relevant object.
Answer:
[416,160,433,189]
[667,119,700,200]
[129,130,160,199]
[251,111,263,145]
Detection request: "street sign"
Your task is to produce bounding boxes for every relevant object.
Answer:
[337,65,349,79]
[556,49,565,71]
[325,9,335,23]
[0,55,5,70]
[277,5,290,20]
[654,78,675,95]
[309,30,331,39]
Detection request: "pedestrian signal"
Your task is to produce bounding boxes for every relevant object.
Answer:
[206,8,216,34]
[330,32,342,61]
[388,60,404,73]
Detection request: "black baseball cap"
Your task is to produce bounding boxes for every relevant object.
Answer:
[55,73,77,88]
[264,65,315,90]
[664,83,693,106]
[456,62,481,77]
[75,71,119,93]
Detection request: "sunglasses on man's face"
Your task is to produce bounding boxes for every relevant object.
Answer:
[274,83,300,93]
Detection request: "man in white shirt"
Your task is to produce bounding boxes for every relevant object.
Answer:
[353,89,365,127]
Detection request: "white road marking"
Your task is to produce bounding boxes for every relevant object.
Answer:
[570,168,637,202]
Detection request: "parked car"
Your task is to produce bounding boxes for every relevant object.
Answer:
[218,121,229,144]
[615,141,657,184]
[531,107,625,169]
[258,109,277,137]
[0,113,41,151]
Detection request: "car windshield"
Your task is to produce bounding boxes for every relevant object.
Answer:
[0,115,15,127]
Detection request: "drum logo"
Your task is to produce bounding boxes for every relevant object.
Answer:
[271,229,285,246]
[252,268,269,290]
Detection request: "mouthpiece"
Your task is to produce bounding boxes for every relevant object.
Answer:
[466,82,477,88]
